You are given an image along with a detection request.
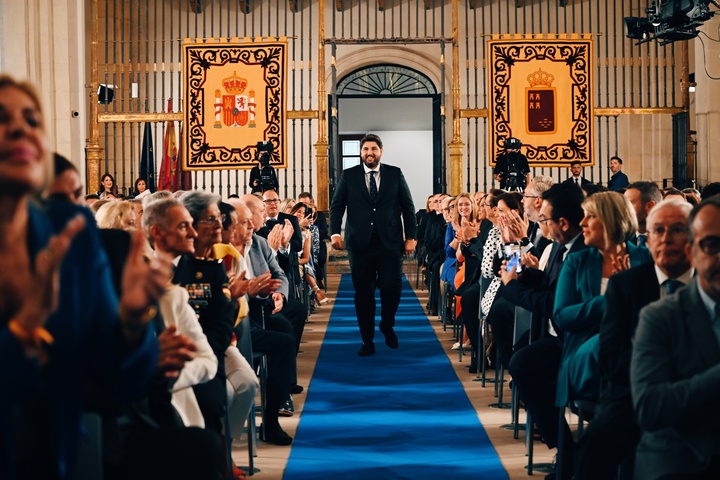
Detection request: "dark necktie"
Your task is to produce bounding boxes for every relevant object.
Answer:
[369,171,378,202]
[637,234,647,247]
[663,279,683,295]
[547,244,567,284]
[575,178,580,186]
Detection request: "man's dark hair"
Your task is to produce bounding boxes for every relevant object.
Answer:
[298,191,314,201]
[701,182,720,200]
[85,193,100,200]
[228,193,240,199]
[569,160,582,168]
[626,181,663,205]
[54,153,77,176]
[663,188,686,199]
[688,196,720,244]
[542,182,585,226]
[583,183,608,197]
[218,201,235,231]
[360,133,383,149]
[610,156,623,164]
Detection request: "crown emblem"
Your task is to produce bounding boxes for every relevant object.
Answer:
[527,69,554,88]
[223,71,248,95]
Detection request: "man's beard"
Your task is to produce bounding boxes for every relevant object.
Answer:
[362,155,379,169]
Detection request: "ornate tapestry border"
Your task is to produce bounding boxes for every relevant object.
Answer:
[488,38,594,168]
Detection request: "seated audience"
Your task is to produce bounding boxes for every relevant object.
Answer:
[631,196,720,479]
[575,199,693,479]
[0,74,168,480]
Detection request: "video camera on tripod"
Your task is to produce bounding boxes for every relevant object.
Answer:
[501,138,527,192]
[253,140,278,192]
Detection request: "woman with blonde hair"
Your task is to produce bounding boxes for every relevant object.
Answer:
[554,191,652,410]
[95,200,139,230]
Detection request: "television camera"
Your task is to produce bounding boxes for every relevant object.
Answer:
[502,138,527,192]
[254,140,278,192]
[624,0,718,45]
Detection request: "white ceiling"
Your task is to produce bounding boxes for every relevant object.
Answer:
[338,97,433,132]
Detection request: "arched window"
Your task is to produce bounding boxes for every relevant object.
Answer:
[337,64,436,95]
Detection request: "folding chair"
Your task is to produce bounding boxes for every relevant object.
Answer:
[236,315,265,474]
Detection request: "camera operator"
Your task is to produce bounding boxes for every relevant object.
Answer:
[250,141,280,193]
[493,137,530,192]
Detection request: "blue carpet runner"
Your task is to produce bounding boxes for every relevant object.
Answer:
[283,275,508,479]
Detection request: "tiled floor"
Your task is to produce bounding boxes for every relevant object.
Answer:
[236,272,561,479]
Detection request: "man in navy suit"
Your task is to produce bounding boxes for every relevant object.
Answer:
[330,133,417,356]
[504,183,588,479]
[607,156,629,191]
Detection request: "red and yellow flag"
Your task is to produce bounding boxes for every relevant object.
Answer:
[158,99,178,191]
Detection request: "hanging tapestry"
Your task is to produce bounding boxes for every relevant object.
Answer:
[488,37,593,167]
[182,39,287,170]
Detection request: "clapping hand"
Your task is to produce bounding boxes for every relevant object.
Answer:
[228,270,249,299]
[12,214,86,341]
[157,326,197,378]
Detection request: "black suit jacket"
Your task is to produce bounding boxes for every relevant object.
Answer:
[502,236,588,340]
[598,262,660,405]
[258,212,302,299]
[330,163,416,253]
[562,176,591,187]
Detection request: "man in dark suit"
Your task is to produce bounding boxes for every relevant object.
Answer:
[562,160,591,189]
[607,156,629,191]
[574,198,693,479]
[330,133,417,356]
[504,183,588,479]
[258,189,303,301]
[624,180,663,244]
[630,197,720,479]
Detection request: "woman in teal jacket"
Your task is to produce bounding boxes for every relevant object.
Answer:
[553,191,652,408]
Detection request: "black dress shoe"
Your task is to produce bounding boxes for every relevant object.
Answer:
[358,342,376,356]
[379,326,399,349]
[261,423,293,446]
[291,384,304,394]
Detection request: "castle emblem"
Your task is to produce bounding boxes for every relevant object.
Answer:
[525,69,557,135]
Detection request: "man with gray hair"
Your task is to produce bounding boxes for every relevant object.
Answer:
[144,195,234,436]
[630,197,720,478]
[523,175,554,252]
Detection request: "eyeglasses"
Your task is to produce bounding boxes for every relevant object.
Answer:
[263,199,281,204]
[537,217,555,224]
[522,194,541,199]
[648,224,688,239]
[197,214,226,225]
[698,235,720,255]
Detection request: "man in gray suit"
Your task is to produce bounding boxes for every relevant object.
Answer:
[631,196,720,479]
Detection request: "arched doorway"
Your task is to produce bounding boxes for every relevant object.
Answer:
[330,64,442,207]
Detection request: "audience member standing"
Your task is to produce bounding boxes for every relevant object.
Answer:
[562,160,591,188]
[330,133,417,356]
[607,156,629,191]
